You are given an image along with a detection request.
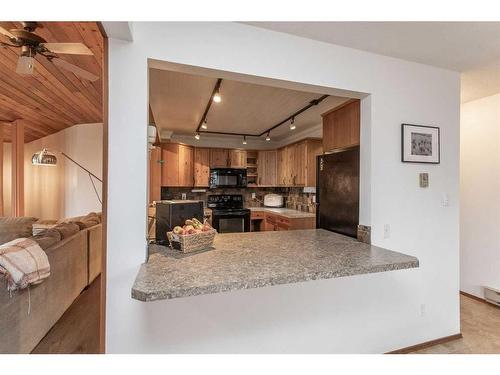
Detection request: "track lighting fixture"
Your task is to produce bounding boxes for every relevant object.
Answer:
[290,116,296,130]
[242,136,247,145]
[213,89,222,103]
[201,118,208,129]
[195,133,200,140]
[265,132,271,141]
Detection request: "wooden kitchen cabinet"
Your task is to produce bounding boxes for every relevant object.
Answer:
[194,147,211,187]
[210,148,229,168]
[263,212,315,231]
[149,146,162,203]
[161,143,194,187]
[277,147,290,186]
[228,149,247,168]
[277,139,322,187]
[292,141,307,186]
[210,148,247,168]
[257,150,277,186]
[322,99,360,152]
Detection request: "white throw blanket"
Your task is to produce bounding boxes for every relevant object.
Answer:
[0,237,50,292]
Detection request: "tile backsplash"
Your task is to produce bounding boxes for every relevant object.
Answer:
[160,187,317,213]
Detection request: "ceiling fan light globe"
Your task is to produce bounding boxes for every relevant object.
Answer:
[16,55,34,75]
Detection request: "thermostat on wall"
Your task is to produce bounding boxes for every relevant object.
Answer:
[419,173,429,188]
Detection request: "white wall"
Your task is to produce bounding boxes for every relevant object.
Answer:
[460,93,500,297]
[107,22,460,353]
[24,123,103,220]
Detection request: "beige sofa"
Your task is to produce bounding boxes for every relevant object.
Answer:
[0,223,102,354]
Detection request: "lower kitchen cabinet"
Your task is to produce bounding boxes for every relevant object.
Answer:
[254,211,315,231]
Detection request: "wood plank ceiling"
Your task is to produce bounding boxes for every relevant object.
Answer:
[0,22,103,142]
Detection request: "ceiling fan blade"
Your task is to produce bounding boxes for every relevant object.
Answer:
[52,58,99,82]
[42,42,93,55]
[0,26,15,39]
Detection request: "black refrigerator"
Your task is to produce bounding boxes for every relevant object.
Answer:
[316,147,360,238]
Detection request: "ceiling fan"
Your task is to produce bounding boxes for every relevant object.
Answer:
[0,21,99,82]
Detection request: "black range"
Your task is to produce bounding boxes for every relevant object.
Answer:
[207,194,250,233]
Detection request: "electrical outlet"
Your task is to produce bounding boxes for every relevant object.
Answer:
[181,193,187,200]
[383,224,390,239]
[420,303,426,317]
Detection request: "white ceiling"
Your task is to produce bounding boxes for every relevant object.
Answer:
[244,22,500,102]
[149,68,349,141]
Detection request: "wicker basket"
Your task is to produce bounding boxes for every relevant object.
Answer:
[167,229,217,253]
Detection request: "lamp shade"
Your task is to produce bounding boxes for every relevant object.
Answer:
[32,149,57,166]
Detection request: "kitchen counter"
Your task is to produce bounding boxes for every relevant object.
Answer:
[247,206,316,219]
[132,229,419,302]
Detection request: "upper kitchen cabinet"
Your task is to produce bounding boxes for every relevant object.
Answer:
[228,149,247,168]
[161,143,194,187]
[257,150,277,186]
[149,147,162,203]
[210,148,229,168]
[322,99,360,153]
[277,147,290,186]
[210,148,247,168]
[194,147,211,187]
[277,139,322,187]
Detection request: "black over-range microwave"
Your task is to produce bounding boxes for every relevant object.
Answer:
[209,168,247,189]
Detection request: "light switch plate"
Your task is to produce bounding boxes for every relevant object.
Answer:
[419,173,429,188]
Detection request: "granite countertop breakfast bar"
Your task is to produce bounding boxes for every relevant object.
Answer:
[132,229,419,302]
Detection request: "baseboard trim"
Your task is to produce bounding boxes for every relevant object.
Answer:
[460,290,487,304]
[386,333,463,354]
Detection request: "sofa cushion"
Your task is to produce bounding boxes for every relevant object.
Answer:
[31,229,62,250]
[80,212,100,228]
[53,223,80,239]
[71,221,87,230]
[0,217,38,245]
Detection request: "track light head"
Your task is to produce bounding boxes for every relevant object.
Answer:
[201,118,208,129]
[195,133,200,140]
[213,91,222,103]
[265,133,271,141]
[290,116,296,130]
[242,136,247,145]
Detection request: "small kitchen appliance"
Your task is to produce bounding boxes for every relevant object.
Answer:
[155,200,204,245]
[263,193,284,208]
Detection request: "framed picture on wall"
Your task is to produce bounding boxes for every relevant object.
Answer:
[401,124,440,164]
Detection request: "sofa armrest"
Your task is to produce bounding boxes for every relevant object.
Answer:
[87,224,102,284]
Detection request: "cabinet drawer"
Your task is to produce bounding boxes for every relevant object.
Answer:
[277,216,290,225]
[251,211,265,220]
[265,214,276,224]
